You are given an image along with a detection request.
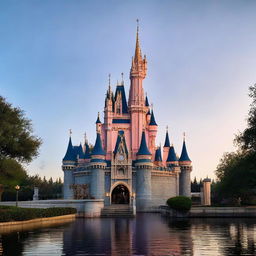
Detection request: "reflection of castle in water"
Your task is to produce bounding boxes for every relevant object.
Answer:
[1,217,256,255]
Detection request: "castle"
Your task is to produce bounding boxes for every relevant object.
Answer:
[62,25,192,211]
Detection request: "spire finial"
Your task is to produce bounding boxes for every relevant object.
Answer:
[166,125,168,132]
[183,132,186,141]
[98,112,100,118]
[135,19,142,61]
[121,72,124,85]
[69,129,72,137]
[84,132,87,144]
[108,73,111,86]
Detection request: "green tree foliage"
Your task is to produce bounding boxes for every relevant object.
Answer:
[0,96,41,199]
[215,84,256,204]
[215,151,256,202]
[0,96,41,162]
[2,176,63,201]
[236,84,256,151]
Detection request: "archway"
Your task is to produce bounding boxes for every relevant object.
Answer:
[111,184,130,204]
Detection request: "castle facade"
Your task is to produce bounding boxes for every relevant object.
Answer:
[62,26,192,211]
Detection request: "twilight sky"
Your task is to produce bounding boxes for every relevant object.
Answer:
[1,0,256,180]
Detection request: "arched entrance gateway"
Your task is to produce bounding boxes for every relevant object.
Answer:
[111,184,130,204]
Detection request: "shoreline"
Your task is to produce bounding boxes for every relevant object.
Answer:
[0,214,76,233]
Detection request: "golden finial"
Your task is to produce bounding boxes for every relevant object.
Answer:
[135,19,142,61]
[69,129,72,137]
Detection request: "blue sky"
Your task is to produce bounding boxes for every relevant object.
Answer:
[1,0,256,180]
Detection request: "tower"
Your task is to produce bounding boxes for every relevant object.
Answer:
[62,135,76,199]
[129,21,148,158]
[163,128,170,166]
[135,131,152,211]
[90,132,106,199]
[179,136,192,197]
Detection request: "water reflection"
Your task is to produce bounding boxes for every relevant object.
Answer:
[1,214,256,255]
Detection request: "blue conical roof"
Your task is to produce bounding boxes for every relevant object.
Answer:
[137,131,151,156]
[149,110,157,126]
[96,114,101,124]
[92,133,106,155]
[179,140,191,162]
[167,145,178,162]
[114,85,128,113]
[84,142,91,159]
[78,144,84,159]
[164,131,170,147]
[154,147,162,162]
[63,137,76,161]
[145,96,150,107]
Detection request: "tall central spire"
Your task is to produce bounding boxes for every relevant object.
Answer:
[129,20,148,157]
[134,19,142,63]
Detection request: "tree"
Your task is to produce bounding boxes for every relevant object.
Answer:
[236,84,256,152]
[215,151,256,202]
[215,84,256,204]
[0,96,41,199]
[0,96,41,162]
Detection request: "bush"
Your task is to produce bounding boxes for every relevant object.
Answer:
[0,207,77,222]
[166,196,192,212]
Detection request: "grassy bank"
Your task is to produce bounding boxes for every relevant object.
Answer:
[0,206,77,222]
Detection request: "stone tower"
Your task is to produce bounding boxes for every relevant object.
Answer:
[179,138,192,197]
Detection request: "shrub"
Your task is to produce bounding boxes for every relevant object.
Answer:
[0,207,77,222]
[166,196,192,212]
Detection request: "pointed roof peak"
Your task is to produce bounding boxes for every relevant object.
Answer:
[154,147,162,162]
[164,127,170,147]
[179,139,191,162]
[149,109,157,126]
[96,112,101,124]
[167,145,178,163]
[145,95,150,107]
[63,136,76,162]
[134,19,142,62]
[137,131,151,156]
[91,132,106,156]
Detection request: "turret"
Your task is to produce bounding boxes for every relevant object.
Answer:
[96,112,102,133]
[163,128,170,166]
[62,135,76,199]
[179,135,192,197]
[90,132,106,199]
[135,131,152,211]
[148,109,158,157]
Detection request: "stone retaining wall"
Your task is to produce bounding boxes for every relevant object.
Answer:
[0,199,104,218]
[161,206,256,218]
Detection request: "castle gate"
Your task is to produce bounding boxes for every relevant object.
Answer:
[111,184,130,204]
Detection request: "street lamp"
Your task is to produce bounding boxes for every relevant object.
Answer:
[15,185,20,207]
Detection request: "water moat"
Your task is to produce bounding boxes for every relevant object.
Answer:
[1,214,256,256]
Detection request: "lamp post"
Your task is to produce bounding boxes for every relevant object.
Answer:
[15,185,20,207]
